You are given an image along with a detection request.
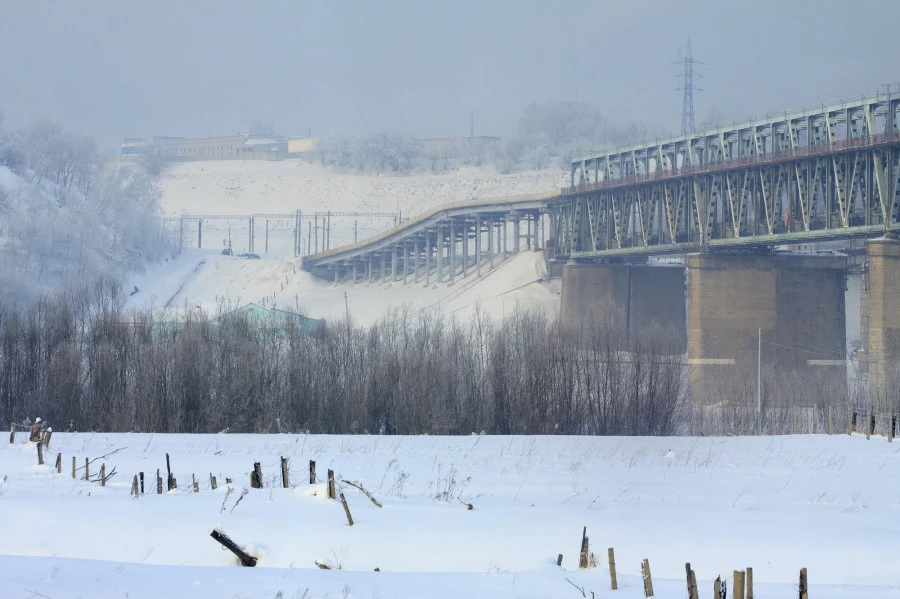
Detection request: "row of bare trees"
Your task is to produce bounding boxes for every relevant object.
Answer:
[0,287,687,436]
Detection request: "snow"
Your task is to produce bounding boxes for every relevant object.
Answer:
[124,160,566,323]
[2,432,898,597]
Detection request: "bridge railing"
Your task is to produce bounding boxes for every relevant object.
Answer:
[563,131,900,195]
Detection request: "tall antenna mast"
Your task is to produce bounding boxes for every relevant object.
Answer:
[678,38,703,135]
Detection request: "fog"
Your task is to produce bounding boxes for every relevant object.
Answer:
[1,0,896,148]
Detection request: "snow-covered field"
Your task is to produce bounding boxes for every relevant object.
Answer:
[2,432,898,598]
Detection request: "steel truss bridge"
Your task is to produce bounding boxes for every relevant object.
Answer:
[301,194,552,282]
[555,92,900,259]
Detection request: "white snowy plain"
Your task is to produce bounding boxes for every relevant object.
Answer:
[1,432,898,598]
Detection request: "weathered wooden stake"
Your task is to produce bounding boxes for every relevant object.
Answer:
[556,554,563,567]
[799,567,808,599]
[36,441,44,465]
[733,569,745,599]
[746,567,754,599]
[140,472,145,494]
[890,414,895,443]
[309,460,316,484]
[166,453,176,490]
[578,526,589,568]
[226,477,232,484]
[55,453,61,473]
[210,474,217,490]
[714,576,724,599]
[156,469,163,494]
[210,529,257,567]
[193,474,199,493]
[686,563,698,599]
[10,423,15,444]
[100,463,106,486]
[281,456,290,488]
[84,457,89,481]
[131,475,139,495]
[327,469,336,499]
[42,429,52,447]
[641,558,654,598]
[339,492,354,526]
[72,456,76,479]
[251,462,263,489]
[866,409,871,440]
[847,407,853,435]
[828,406,833,435]
[608,547,618,590]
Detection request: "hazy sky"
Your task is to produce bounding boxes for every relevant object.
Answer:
[1,0,897,149]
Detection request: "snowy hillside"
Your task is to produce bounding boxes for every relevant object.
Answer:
[2,432,897,598]
[128,160,567,322]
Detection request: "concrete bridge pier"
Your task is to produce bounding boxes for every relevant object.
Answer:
[560,261,686,350]
[865,237,900,410]
[686,252,847,408]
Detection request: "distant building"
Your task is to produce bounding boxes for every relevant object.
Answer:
[287,136,317,156]
[211,303,323,335]
[121,134,289,163]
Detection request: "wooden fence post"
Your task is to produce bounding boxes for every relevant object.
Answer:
[686,563,698,599]
[641,558,654,598]
[55,453,61,473]
[42,429,52,447]
[131,475,139,495]
[746,567,754,599]
[84,457,89,481]
[193,474,199,493]
[340,492,354,526]
[309,460,316,484]
[828,406,833,435]
[578,526,589,569]
[36,441,44,465]
[251,462,263,489]
[733,569,745,599]
[140,472,145,494]
[866,409,871,440]
[166,453,176,490]
[327,469,336,499]
[72,456,76,479]
[281,456,290,488]
[608,547,618,590]
[100,463,106,486]
[156,469,163,494]
[715,576,725,599]
[557,554,563,567]
[210,474,217,490]
[799,568,808,599]
[9,423,15,444]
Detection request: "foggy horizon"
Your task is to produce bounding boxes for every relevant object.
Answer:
[2,0,897,150]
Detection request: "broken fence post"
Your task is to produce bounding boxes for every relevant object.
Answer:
[327,469,336,499]
[281,456,290,488]
[55,453,61,473]
[210,529,257,567]
[131,475,139,496]
[166,453,176,490]
[309,460,316,484]
[340,492,354,526]
[84,457,89,481]
[686,562,698,599]
[578,526,589,569]
[42,429,52,447]
[608,547,618,590]
[251,462,263,489]
[642,558,654,598]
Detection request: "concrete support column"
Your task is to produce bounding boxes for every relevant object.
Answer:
[561,262,686,351]
[436,226,443,284]
[367,255,373,283]
[686,252,847,408]
[514,218,521,253]
[391,245,398,281]
[425,231,431,285]
[501,221,507,256]
[866,238,900,410]
[352,260,358,284]
[449,220,456,283]
[462,219,469,278]
[475,215,482,276]
[487,218,494,268]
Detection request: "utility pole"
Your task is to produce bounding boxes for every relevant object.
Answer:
[677,38,703,135]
